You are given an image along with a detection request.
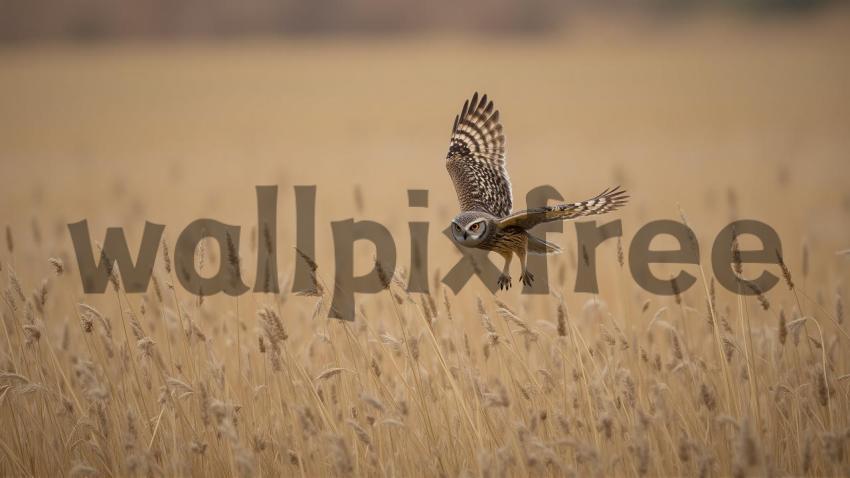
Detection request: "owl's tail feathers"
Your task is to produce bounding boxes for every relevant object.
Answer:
[527,234,561,255]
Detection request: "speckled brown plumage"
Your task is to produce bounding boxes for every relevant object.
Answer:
[446,92,511,218]
[445,92,629,290]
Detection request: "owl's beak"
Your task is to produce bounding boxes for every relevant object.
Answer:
[462,232,468,240]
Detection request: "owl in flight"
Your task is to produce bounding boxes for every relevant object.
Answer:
[446,92,628,290]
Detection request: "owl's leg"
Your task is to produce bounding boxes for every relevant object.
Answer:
[497,251,512,290]
[519,248,535,286]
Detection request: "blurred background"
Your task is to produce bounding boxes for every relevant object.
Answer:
[0,0,848,302]
[0,0,840,41]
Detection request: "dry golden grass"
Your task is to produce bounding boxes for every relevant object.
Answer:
[1,11,850,477]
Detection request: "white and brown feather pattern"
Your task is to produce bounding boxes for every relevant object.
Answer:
[442,93,628,289]
[496,186,629,230]
[446,92,512,218]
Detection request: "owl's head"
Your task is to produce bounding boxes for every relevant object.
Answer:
[450,211,494,247]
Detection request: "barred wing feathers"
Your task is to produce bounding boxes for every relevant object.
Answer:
[496,186,628,230]
[445,92,513,218]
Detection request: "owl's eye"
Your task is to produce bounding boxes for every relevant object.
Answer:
[470,223,480,232]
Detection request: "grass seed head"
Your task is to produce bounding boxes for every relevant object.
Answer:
[48,257,64,275]
[776,249,794,290]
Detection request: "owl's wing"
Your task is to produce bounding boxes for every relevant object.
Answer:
[496,186,628,230]
[445,92,512,218]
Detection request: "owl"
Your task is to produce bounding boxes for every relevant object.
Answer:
[446,92,628,290]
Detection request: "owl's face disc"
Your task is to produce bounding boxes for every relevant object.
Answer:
[451,212,490,248]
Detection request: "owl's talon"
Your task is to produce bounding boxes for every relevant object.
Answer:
[520,270,535,287]
[497,274,512,290]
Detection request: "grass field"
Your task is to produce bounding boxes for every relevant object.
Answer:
[1,11,850,477]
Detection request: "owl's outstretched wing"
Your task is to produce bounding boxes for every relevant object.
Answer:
[445,92,512,218]
[496,186,628,230]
